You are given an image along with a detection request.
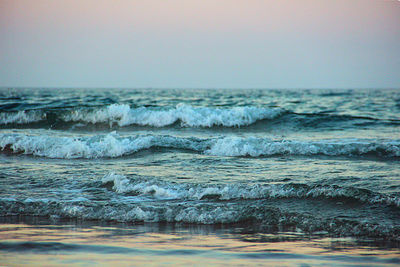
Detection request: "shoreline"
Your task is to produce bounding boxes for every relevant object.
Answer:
[1,218,399,266]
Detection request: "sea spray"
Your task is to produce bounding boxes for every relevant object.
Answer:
[1,133,399,158]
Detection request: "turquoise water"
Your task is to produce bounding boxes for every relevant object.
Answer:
[0,88,399,265]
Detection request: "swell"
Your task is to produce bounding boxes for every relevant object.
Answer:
[0,197,398,239]
[1,104,398,129]
[0,111,46,125]
[1,133,399,159]
[101,173,400,208]
[0,173,398,238]
[289,112,400,128]
[0,104,284,128]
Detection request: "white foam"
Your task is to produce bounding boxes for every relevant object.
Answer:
[1,133,399,159]
[102,173,183,199]
[0,111,45,124]
[101,173,400,207]
[102,172,183,199]
[102,172,132,193]
[206,137,400,157]
[0,132,155,159]
[62,103,283,127]
[174,206,238,224]
[1,191,399,235]
[127,207,155,221]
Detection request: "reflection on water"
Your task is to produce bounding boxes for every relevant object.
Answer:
[0,219,399,266]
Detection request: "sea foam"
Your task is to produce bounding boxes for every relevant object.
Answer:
[0,111,45,124]
[0,133,206,159]
[206,137,400,157]
[1,196,397,237]
[0,132,154,158]
[101,172,400,207]
[62,103,284,127]
[1,133,399,158]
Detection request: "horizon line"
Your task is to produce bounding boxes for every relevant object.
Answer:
[1,86,399,90]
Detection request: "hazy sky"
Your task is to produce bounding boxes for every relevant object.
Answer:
[1,0,399,88]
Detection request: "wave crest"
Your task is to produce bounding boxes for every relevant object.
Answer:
[0,111,45,125]
[0,133,206,159]
[62,104,284,127]
[206,137,400,157]
[1,133,399,159]
[102,173,400,207]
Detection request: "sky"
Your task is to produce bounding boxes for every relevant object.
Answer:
[0,0,399,89]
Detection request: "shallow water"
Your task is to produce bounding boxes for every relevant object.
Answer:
[0,219,399,266]
[0,88,399,265]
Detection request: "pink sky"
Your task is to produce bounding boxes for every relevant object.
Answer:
[1,0,399,88]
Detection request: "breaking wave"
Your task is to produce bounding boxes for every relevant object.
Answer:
[0,111,45,125]
[2,104,398,131]
[1,133,399,159]
[0,132,207,158]
[0,189,398,239]
[102,173,400,207]
[205,137,400,157]
[0,171,399,239]
[62,104,284,127]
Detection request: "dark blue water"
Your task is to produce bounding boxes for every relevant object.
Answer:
[0,88,399,265]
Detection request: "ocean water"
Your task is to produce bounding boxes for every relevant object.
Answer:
[0,88,399,265]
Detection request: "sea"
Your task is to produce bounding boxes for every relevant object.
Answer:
[0,88,399,266]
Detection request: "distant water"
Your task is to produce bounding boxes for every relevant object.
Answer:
[0,88,399,265]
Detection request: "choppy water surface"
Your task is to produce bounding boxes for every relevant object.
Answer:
[0,88,399,265]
